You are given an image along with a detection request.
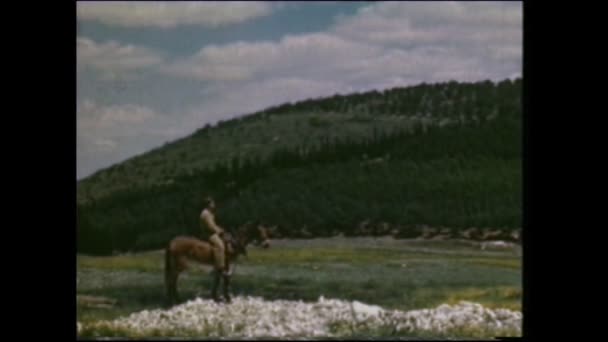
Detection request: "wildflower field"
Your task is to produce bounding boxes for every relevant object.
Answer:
[77,237,522,339]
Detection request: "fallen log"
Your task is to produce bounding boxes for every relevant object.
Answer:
[77,295,117,308]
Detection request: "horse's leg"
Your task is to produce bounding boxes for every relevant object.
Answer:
[223,273,232,303]
[211,269,221,302]
[165,248,180,306]
[166,268,181,306]
[172,257,188,304]
[165,268,178,306]
[172,271,181,304]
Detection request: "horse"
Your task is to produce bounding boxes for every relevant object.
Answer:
[164,223,270,305]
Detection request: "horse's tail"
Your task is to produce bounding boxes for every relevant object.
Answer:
[164,242,176,302]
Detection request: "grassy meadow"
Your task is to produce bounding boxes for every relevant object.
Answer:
[77,236,522,339]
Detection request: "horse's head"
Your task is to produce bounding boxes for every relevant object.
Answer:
[253,224,271,249]
[226,234,248,257]
[232,223,271,255]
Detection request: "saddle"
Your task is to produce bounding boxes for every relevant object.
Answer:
[220,231,236,255]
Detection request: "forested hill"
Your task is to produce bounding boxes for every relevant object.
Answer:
[77,78,522,255]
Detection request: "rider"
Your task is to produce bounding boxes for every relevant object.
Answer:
[200,196,230,276]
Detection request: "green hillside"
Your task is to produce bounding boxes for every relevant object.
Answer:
[77,78,522,255]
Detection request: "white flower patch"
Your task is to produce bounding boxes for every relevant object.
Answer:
[81,297,521,338]
[383,301,522,336]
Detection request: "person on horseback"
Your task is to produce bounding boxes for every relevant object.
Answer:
[200,196,230,276]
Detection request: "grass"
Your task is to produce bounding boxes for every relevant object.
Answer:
[77,237,522,338]
[77,250,165,272]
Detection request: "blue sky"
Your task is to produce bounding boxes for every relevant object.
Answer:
[77,1,522,180]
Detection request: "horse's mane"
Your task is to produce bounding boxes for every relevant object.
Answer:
[227,222,263,256]
[235,222,257,238]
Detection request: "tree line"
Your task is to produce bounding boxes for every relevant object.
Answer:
[77,112,521,255]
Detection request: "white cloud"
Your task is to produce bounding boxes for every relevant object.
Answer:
[333,1,522,49]
[100,104,156,125]
[189,77,350,123]
[365,1,521,27]
[77,37,164,79]
[161,33,383,83]
[93,138,118,152]
[77,1,276,28]
[77,100,162,169]
[161,61,256,82]
[162,1,521,88]
[77,99,184,178]
[489,44,522,62]
[78,100,157,130]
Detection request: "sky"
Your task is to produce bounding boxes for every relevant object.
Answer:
[77,1,522,180]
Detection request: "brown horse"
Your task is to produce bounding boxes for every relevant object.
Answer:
[164,223,270,305]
